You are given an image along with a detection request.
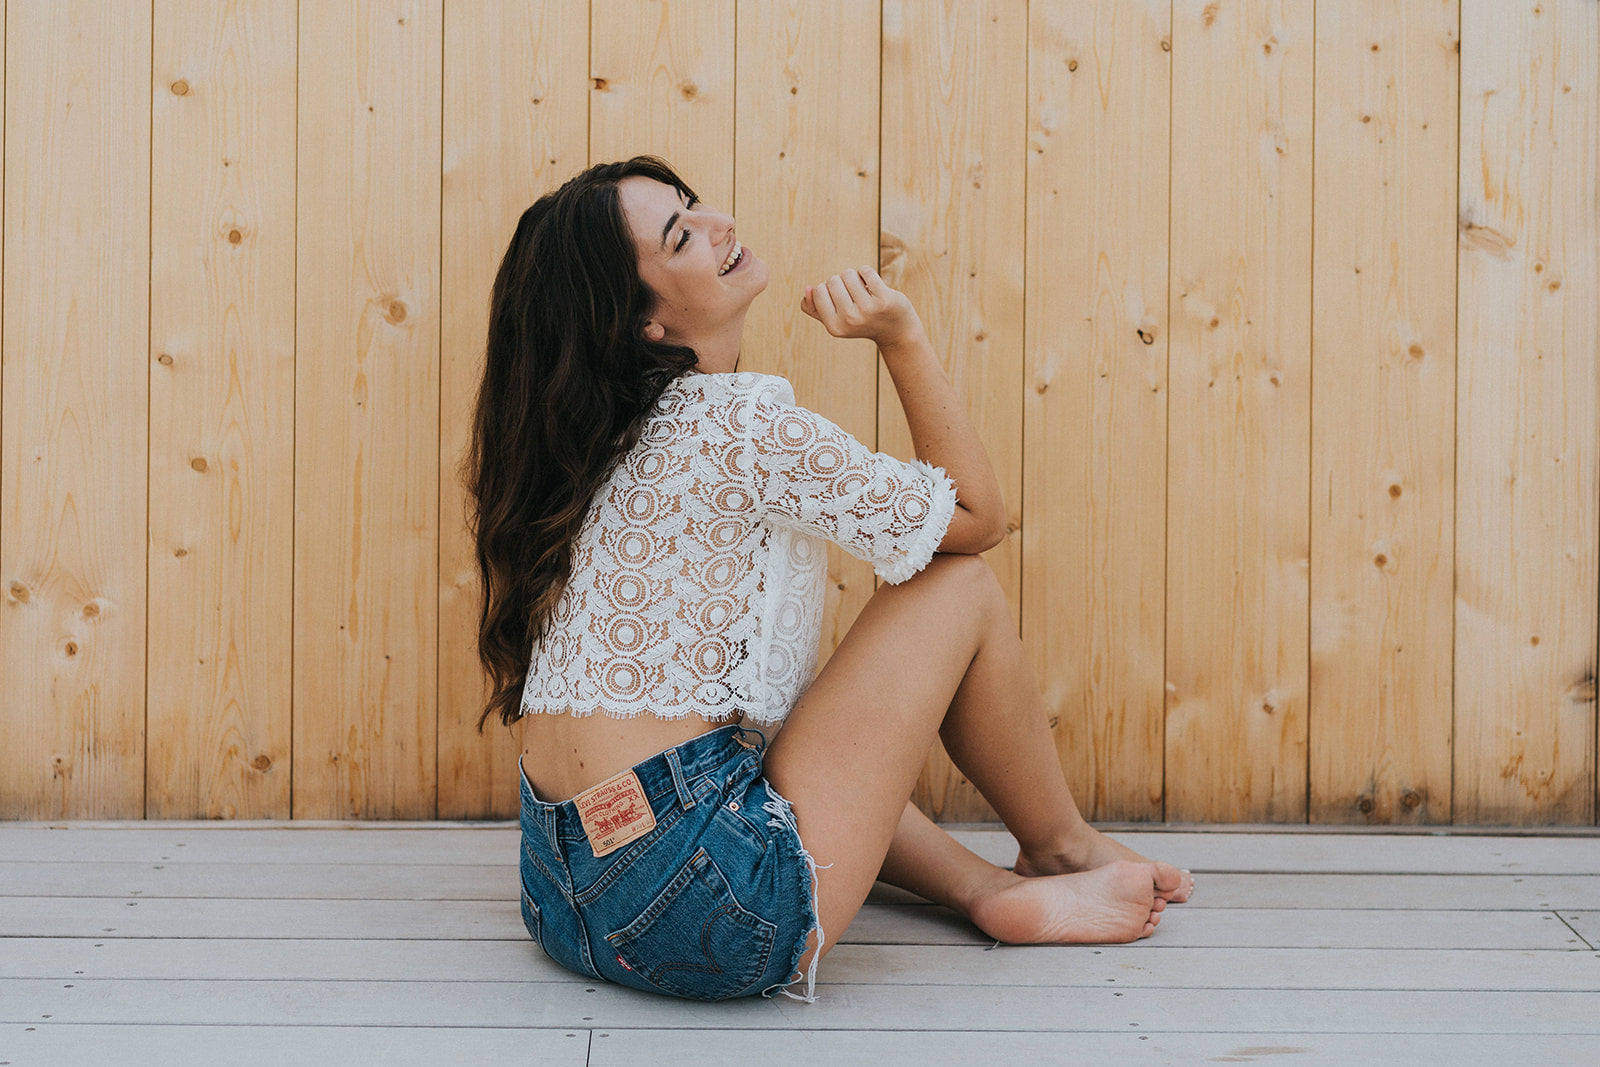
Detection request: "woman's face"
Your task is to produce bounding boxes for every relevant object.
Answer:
[617,176,768,364]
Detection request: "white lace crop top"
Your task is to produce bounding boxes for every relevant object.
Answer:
[517,370,958,726]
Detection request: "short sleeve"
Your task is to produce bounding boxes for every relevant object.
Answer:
[743,392,958,584]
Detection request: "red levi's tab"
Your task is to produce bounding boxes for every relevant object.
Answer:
[573,768,657,857]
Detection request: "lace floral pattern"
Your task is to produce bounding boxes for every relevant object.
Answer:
[519,371,957,725]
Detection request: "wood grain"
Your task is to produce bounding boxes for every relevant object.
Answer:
[1455,0,1598,824]
[589,0,735,205]
[437,2,591,820]
[733,0,881,681]
[146,1,296,819]
[1310,1,1459,825]
[882,0,1026,823]
[1025,0,1170,821]
[1,0,151,818]
[1166,0,1313,822]
[293,1,442,817]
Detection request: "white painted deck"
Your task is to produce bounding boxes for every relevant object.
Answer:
[2,822,1598,1066]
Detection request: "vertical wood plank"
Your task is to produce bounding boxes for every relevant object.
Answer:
[1167,0,1313,822]
[147,0,296,819]
[294,1,442,818]
[733,0,880,680]
[439,3,591,819]
[1456,0,1598,824]
[1025,1,1170,821]
[1310,1,1459,825]
[0,0,150,818]
[881,0,1026,822]
[589,0,734,204]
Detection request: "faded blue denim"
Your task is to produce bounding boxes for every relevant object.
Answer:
[518,722,826,1002]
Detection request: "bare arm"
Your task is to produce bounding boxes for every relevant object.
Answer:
[802,267,1006,553]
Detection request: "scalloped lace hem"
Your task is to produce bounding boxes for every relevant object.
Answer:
[517,701,791,727]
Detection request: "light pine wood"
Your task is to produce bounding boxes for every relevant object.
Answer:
[1024,1,1170,822]
[437,1,591,820]
[0,0,151,819]
[1310,3,1460,825]
[1166,0,1314,822]
[732,0,881,681]
[1455,0,1599,824]
[146,2,296,820]
[881,0,1026,824]
[293,1,442,818]
[588,0,735,206]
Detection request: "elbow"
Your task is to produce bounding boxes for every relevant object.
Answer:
[982,519,1008,552]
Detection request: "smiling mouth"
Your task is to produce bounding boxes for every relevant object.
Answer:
[718,239,745,276]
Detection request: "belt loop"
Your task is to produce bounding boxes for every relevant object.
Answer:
[666,747,695,808]
[541,807,561,854]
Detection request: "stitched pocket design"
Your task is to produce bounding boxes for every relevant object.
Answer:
[607,845,777,1001]
[519,883,543,945]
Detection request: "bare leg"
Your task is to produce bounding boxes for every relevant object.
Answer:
[764,555,1188,986]
[936,591,1193,902]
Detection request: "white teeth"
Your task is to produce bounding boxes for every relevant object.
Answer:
[719,239,743,275]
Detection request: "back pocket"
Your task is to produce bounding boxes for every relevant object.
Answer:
[607,845,777,1001]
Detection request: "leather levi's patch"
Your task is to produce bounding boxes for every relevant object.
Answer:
[573,768,657,857]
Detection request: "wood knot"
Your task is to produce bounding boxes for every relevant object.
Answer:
[385,300,407,324]
[1136,327,1155,345]
[227,229,242,245]
[1389,484,1403,498]
[680,82,698,100]
[174,547,188,558]
[158,354,174,366]
[1067,59,1078,71]
[252,755,273,771]
[7,580,30,603]
[171,79,189,96]
[64,640,79,657]
[1408,343,1425,358]
[82,602,100,619]
[1401,791,1422,810]
[1373,553,1387,568]
[592,77,609,91]
[1357,796,1374,814]
[191,457,208,473]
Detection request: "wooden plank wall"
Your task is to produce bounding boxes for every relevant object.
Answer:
[1,0,1595,827]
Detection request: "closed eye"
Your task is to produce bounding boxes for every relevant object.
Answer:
[675,195,699,251]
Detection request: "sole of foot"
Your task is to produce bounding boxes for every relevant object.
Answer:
[969,860,1166,945]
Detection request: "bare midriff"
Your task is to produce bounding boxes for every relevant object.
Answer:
[517,706,746,804]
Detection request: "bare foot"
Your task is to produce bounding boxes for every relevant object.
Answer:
[1013,829,1194,903]
[967,860,1165,945]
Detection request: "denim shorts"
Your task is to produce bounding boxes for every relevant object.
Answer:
[517,722,828,1003]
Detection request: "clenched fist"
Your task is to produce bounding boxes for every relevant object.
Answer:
[800,266,923,350]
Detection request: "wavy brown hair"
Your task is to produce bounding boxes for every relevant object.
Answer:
[459,157,701,732]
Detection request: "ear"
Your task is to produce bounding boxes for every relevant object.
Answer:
[643,320,666,342]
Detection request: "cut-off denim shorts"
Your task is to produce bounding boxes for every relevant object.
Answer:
[518,722,829,1003]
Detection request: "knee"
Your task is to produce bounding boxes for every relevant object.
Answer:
[916,552,1004,608]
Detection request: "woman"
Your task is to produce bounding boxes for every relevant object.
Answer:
[461,156,1193,1004]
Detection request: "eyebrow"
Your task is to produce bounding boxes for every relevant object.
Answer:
[658,191,687,251]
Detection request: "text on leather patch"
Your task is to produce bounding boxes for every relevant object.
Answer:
[574,768,657,857]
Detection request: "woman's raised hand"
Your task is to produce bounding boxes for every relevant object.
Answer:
[801,266,923,349]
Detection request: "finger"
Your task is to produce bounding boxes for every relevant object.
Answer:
[824,274,853,315]
[840,267,870,305]
[811,277,839,325]
[859,265,887,294]
[800,286,815,315]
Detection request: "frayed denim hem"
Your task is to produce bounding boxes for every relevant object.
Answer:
[756,781,831,1004]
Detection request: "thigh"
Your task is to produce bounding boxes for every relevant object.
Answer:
[762,552,1004,967]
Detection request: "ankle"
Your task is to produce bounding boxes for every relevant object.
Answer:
[1018,820,1101,873]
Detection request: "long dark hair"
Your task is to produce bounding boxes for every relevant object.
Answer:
[459,156,701,732]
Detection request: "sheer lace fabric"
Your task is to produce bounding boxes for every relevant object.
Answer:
[519,371,958,726]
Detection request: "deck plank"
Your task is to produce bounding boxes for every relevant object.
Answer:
[4,896,1585,950]
[588,1029,1600,1065]
[3,979,1599,1033]
[9,863,1600,911]
[6,825,1600,873]
[0,1024,588,1066]
[6,938,1597,991]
